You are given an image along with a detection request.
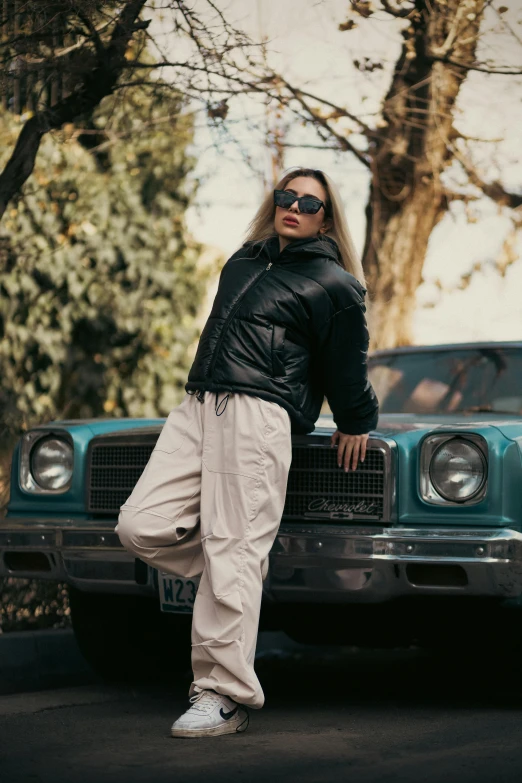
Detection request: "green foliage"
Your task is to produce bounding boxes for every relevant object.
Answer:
[0,578,70,633]
[0,86,220,436]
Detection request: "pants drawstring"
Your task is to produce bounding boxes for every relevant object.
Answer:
[188,389,230,416]
[187,389,206,403]
[215,392,230,416]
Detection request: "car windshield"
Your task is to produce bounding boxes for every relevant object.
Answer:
[368,347,522,415]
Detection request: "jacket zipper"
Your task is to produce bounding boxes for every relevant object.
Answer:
[207,261,273,378]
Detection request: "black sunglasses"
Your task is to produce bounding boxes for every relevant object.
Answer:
[274,189,326,215]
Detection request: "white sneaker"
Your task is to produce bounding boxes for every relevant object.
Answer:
[170,689,249,738]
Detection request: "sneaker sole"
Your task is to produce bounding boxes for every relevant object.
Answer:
[171,714,248,738]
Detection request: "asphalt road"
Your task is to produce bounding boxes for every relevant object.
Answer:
[2,646,522,783]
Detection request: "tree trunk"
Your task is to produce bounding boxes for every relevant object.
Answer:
[363,0,485,349]
[364,180,445,348]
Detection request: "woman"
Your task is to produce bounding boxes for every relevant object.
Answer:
[116,167,379,738]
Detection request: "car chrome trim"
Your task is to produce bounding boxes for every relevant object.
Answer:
[268,524,522,601]
[3,518,522,600]
[0,518,146,595]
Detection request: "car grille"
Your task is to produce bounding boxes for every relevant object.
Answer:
[283,443,387,521]
[87,440,156,515]
[87,436,392,522]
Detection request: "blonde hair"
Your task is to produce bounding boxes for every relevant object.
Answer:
[242,167,367,289]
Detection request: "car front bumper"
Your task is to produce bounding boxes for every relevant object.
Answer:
[268,524,522,602]
[2,519,522,601]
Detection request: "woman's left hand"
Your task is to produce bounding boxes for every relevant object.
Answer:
[331,430,369,472]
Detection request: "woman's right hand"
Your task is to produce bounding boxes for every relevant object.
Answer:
[330,429,369,472]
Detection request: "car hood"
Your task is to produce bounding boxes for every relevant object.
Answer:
[316,412,522,438]
[45,412,522,442]
[39,417,165,437]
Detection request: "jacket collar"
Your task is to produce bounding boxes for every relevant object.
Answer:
[245,234,342,265]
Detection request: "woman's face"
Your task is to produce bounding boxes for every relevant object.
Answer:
[274,176,331,250]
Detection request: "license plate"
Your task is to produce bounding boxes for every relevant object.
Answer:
[158,572,200,614]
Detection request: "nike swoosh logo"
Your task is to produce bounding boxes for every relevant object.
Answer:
[220,705,239,720]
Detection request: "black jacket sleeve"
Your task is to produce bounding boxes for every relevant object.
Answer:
[316,301,379,435]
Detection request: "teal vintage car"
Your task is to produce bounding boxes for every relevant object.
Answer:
[2,341,522,677]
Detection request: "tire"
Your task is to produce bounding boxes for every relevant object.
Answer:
[414,599,522,671]
[280,603,414,648]
[69,587,192,682]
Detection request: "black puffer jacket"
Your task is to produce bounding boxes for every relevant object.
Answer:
[185,234,379,435]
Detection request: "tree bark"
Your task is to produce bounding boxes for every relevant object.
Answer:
[362,0,485,348]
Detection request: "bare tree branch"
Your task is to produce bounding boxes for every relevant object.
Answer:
[76,10,107,61]
[0,0,149,220]
[1,17,115,63]
[431,1,473,57]
[431,55,522,75]
[442,188,480,203]
[380,0,414,19]
[282,84,377,138]
[457,154,522,209]
[277,79,371,168]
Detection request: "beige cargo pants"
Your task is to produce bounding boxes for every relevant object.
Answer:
[115,390,292,709]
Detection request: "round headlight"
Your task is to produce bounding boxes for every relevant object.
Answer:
[31,437,73,490]
[429,438,486,502]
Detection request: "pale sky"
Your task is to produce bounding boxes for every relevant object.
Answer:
[156,1,522,345]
